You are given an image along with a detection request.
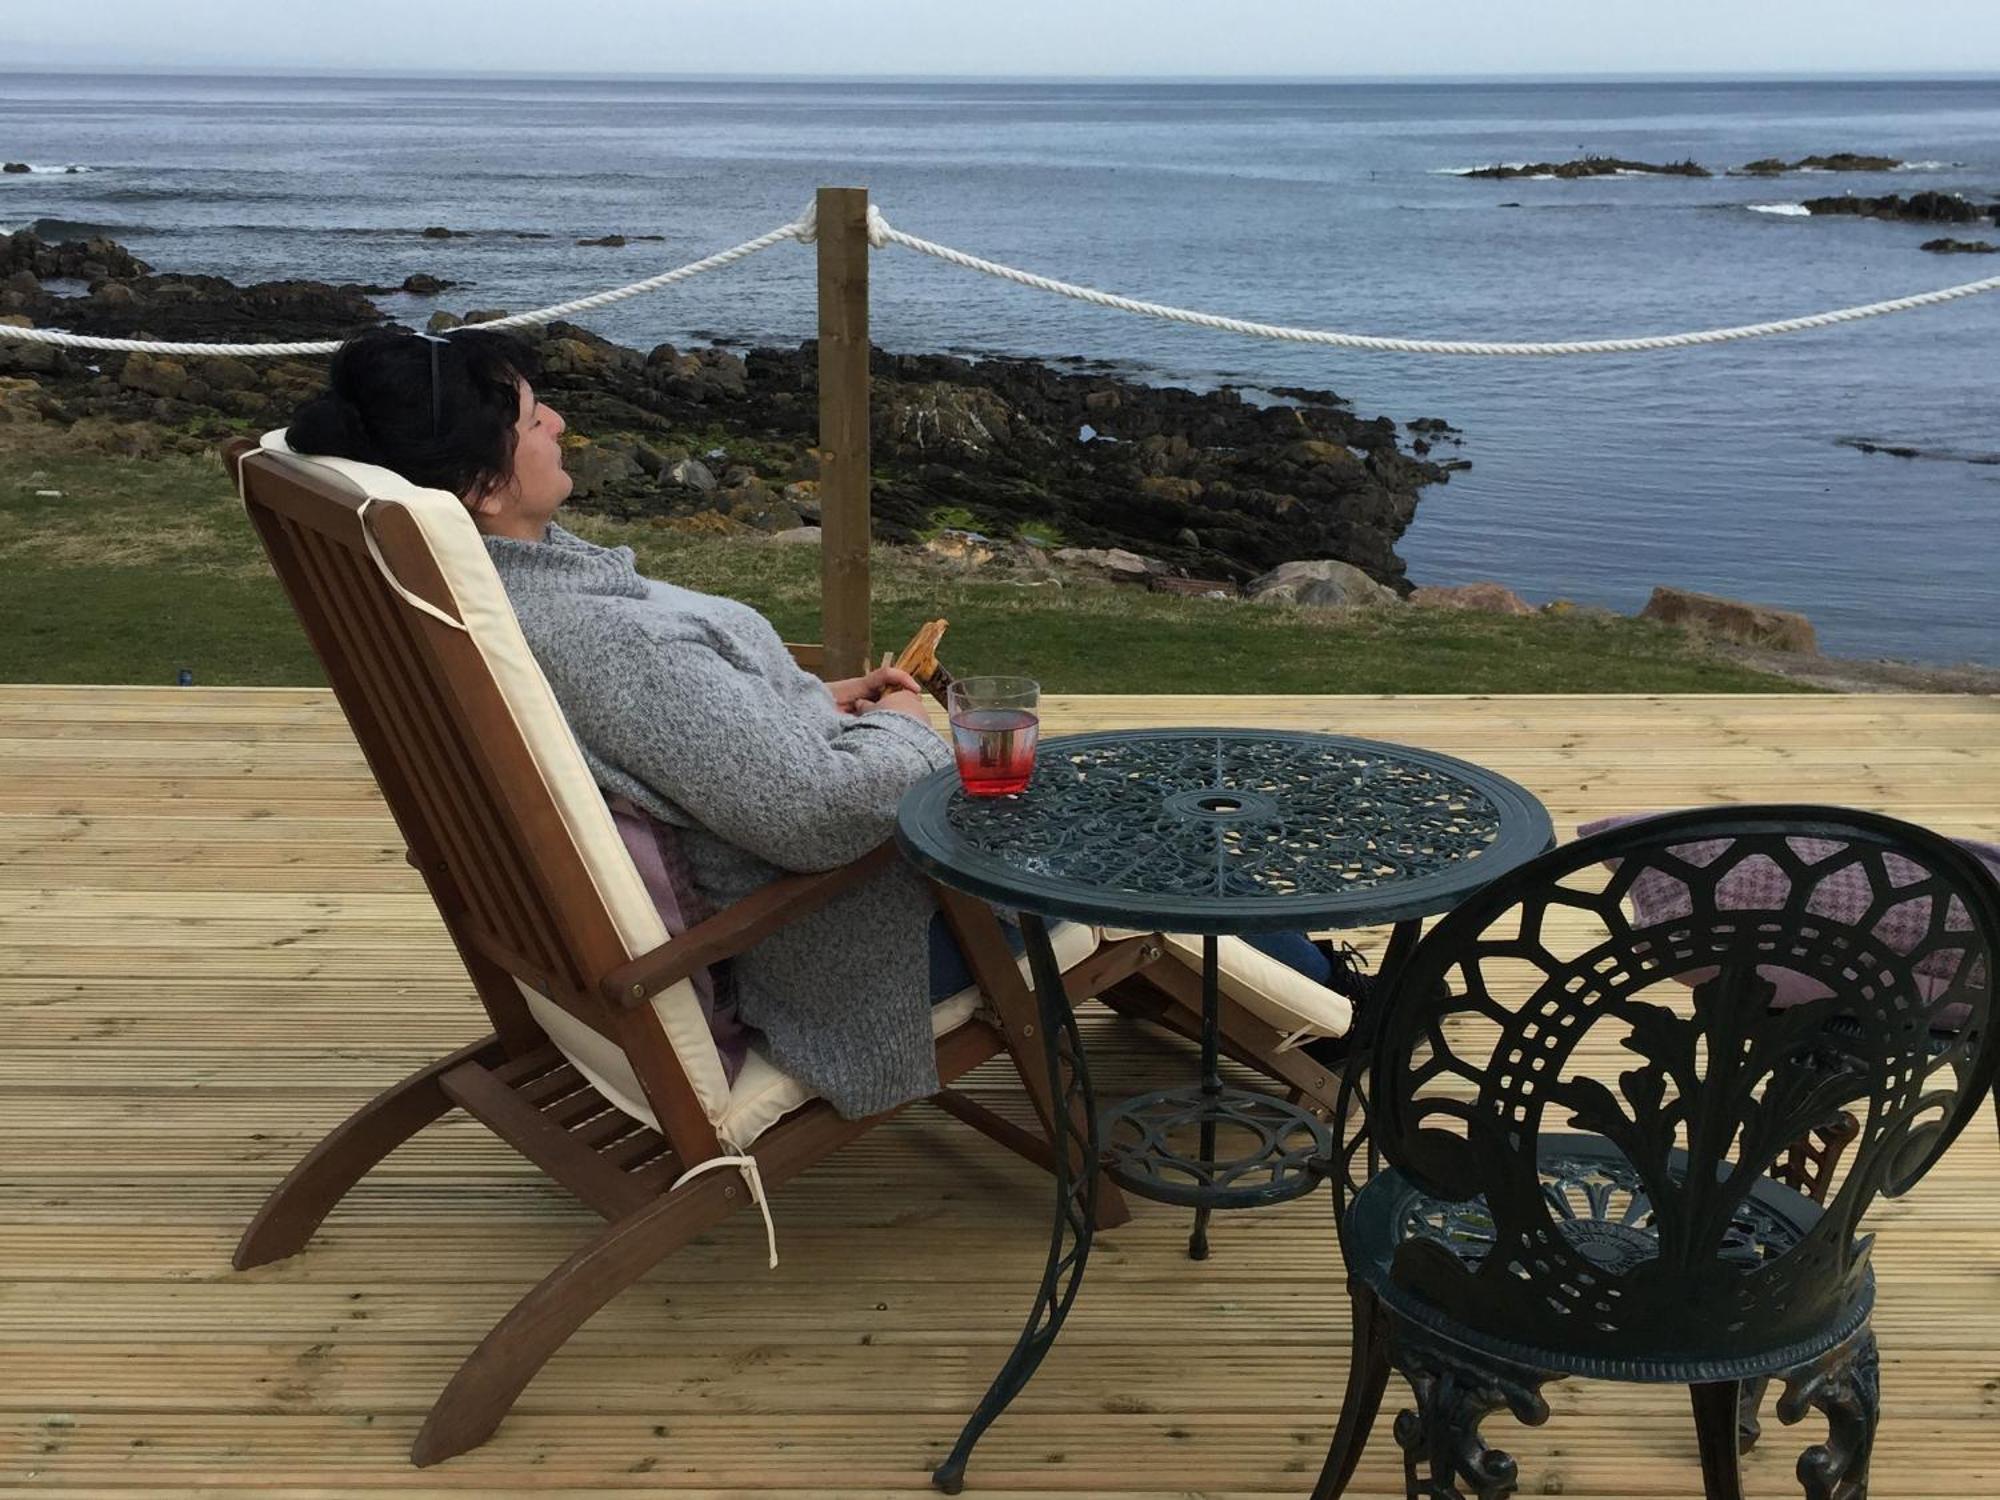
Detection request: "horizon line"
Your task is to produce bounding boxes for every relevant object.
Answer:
[6,63,2000,85]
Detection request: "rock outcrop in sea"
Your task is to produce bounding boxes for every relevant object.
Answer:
[1802,192,2000,225]
[0,229,1452,590]
[1735,153,1904,175]
[1461,156,1710,180]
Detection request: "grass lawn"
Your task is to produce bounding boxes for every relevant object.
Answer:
[0,435,1806,694]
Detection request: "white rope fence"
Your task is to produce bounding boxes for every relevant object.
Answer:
[0,209,819,357]
[864,205,2000,356]
[1,194,1997,359]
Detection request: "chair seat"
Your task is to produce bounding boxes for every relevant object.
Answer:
[538,920,1102,1151]
[1344,1133,1873,1384]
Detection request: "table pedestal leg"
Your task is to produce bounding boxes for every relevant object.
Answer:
[1188,933,1221,1261]
[932,914,1099,1495]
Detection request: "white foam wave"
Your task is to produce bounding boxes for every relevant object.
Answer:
[1896,160,1958,172]
[3,164,94,176]
[1748,202,1812,218]
[1430,163,1532,176]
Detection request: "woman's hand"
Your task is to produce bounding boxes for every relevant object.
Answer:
[829,655,925,715]
[860,687,932,722]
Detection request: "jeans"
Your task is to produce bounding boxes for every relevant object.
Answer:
[928,914,1330,1001]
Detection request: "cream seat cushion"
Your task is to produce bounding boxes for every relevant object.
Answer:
[522,919,1098,1148]
[1108,930,1353,1043]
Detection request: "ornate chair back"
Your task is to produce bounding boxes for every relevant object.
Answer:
[1334,805,1999,1365]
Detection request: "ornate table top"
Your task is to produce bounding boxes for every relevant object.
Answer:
[896,728,1553,933]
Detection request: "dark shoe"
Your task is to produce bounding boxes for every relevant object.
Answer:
[1316,939,1375,1006]
[1301,941,1373,1069]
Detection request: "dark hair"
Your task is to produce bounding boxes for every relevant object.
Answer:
[286,326,542,499]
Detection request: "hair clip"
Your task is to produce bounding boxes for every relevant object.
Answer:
[415,330,452,439]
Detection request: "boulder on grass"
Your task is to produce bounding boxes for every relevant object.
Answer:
[1246,558,1399,609]
[1409,582,1534,616]
[1639,586,1818,653]
[1052,546,1160,584]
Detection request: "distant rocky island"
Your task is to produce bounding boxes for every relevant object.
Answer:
[0,228,1460,592]
[1449,151,2000,251]
[1458,156,1710,179]
[1454,151,1931,181]
[1801,191,2000,226]
[1733,153,1906,175]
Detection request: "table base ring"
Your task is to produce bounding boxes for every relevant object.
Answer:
[1101,1086,1333,1211]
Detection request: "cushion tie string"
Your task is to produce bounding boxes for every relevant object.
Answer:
[1273,1022,1318,1054]
[355,496,469,633]
[670,1154,778,1269]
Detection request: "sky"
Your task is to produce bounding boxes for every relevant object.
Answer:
[6,0,1998,78]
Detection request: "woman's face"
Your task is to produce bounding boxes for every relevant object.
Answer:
[470,379,571,538]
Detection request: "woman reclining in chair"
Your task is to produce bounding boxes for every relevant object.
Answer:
[288,328,1343,1117]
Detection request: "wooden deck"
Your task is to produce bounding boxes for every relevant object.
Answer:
[2,686,1996,1499]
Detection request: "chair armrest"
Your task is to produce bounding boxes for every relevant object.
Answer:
[601,840,900,1007]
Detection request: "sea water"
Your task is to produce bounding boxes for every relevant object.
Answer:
[2,71,1995,664]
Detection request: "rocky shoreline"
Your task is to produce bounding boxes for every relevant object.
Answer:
[5,227,1992,686]
[0,227,1463,592]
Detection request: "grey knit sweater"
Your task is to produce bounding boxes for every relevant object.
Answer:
[484,524,955,1118]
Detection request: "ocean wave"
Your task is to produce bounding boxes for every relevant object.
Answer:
[1895,160,1961,172]
[96,185,304,206]
[1,163,95,176]
[1430,164,1531,176]
[1748,202,1811,218]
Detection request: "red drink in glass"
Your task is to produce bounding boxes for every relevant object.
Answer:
[946,676,1041,797]
[950,708,1040,796]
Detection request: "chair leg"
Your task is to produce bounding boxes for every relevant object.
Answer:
[1098,969,1344,1116]
[411,1165,747,1465]
[1310,1280,1393,1500]
[1389,1322,1550,1500]
[234,1034,505,1270]
[1776,1325,1879,1500]
[1690,1381,1748,1500]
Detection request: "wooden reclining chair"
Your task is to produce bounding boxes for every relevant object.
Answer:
[221,431,1364,1465]
[222,434,1180,1463]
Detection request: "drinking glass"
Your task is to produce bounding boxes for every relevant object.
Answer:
[946,676,1040,797]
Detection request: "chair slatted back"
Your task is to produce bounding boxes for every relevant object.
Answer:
[227,437,724,1164]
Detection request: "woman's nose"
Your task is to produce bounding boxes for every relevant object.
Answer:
[549,407,567,436]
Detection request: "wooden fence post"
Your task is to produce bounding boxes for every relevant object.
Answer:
[816,186,872,681]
